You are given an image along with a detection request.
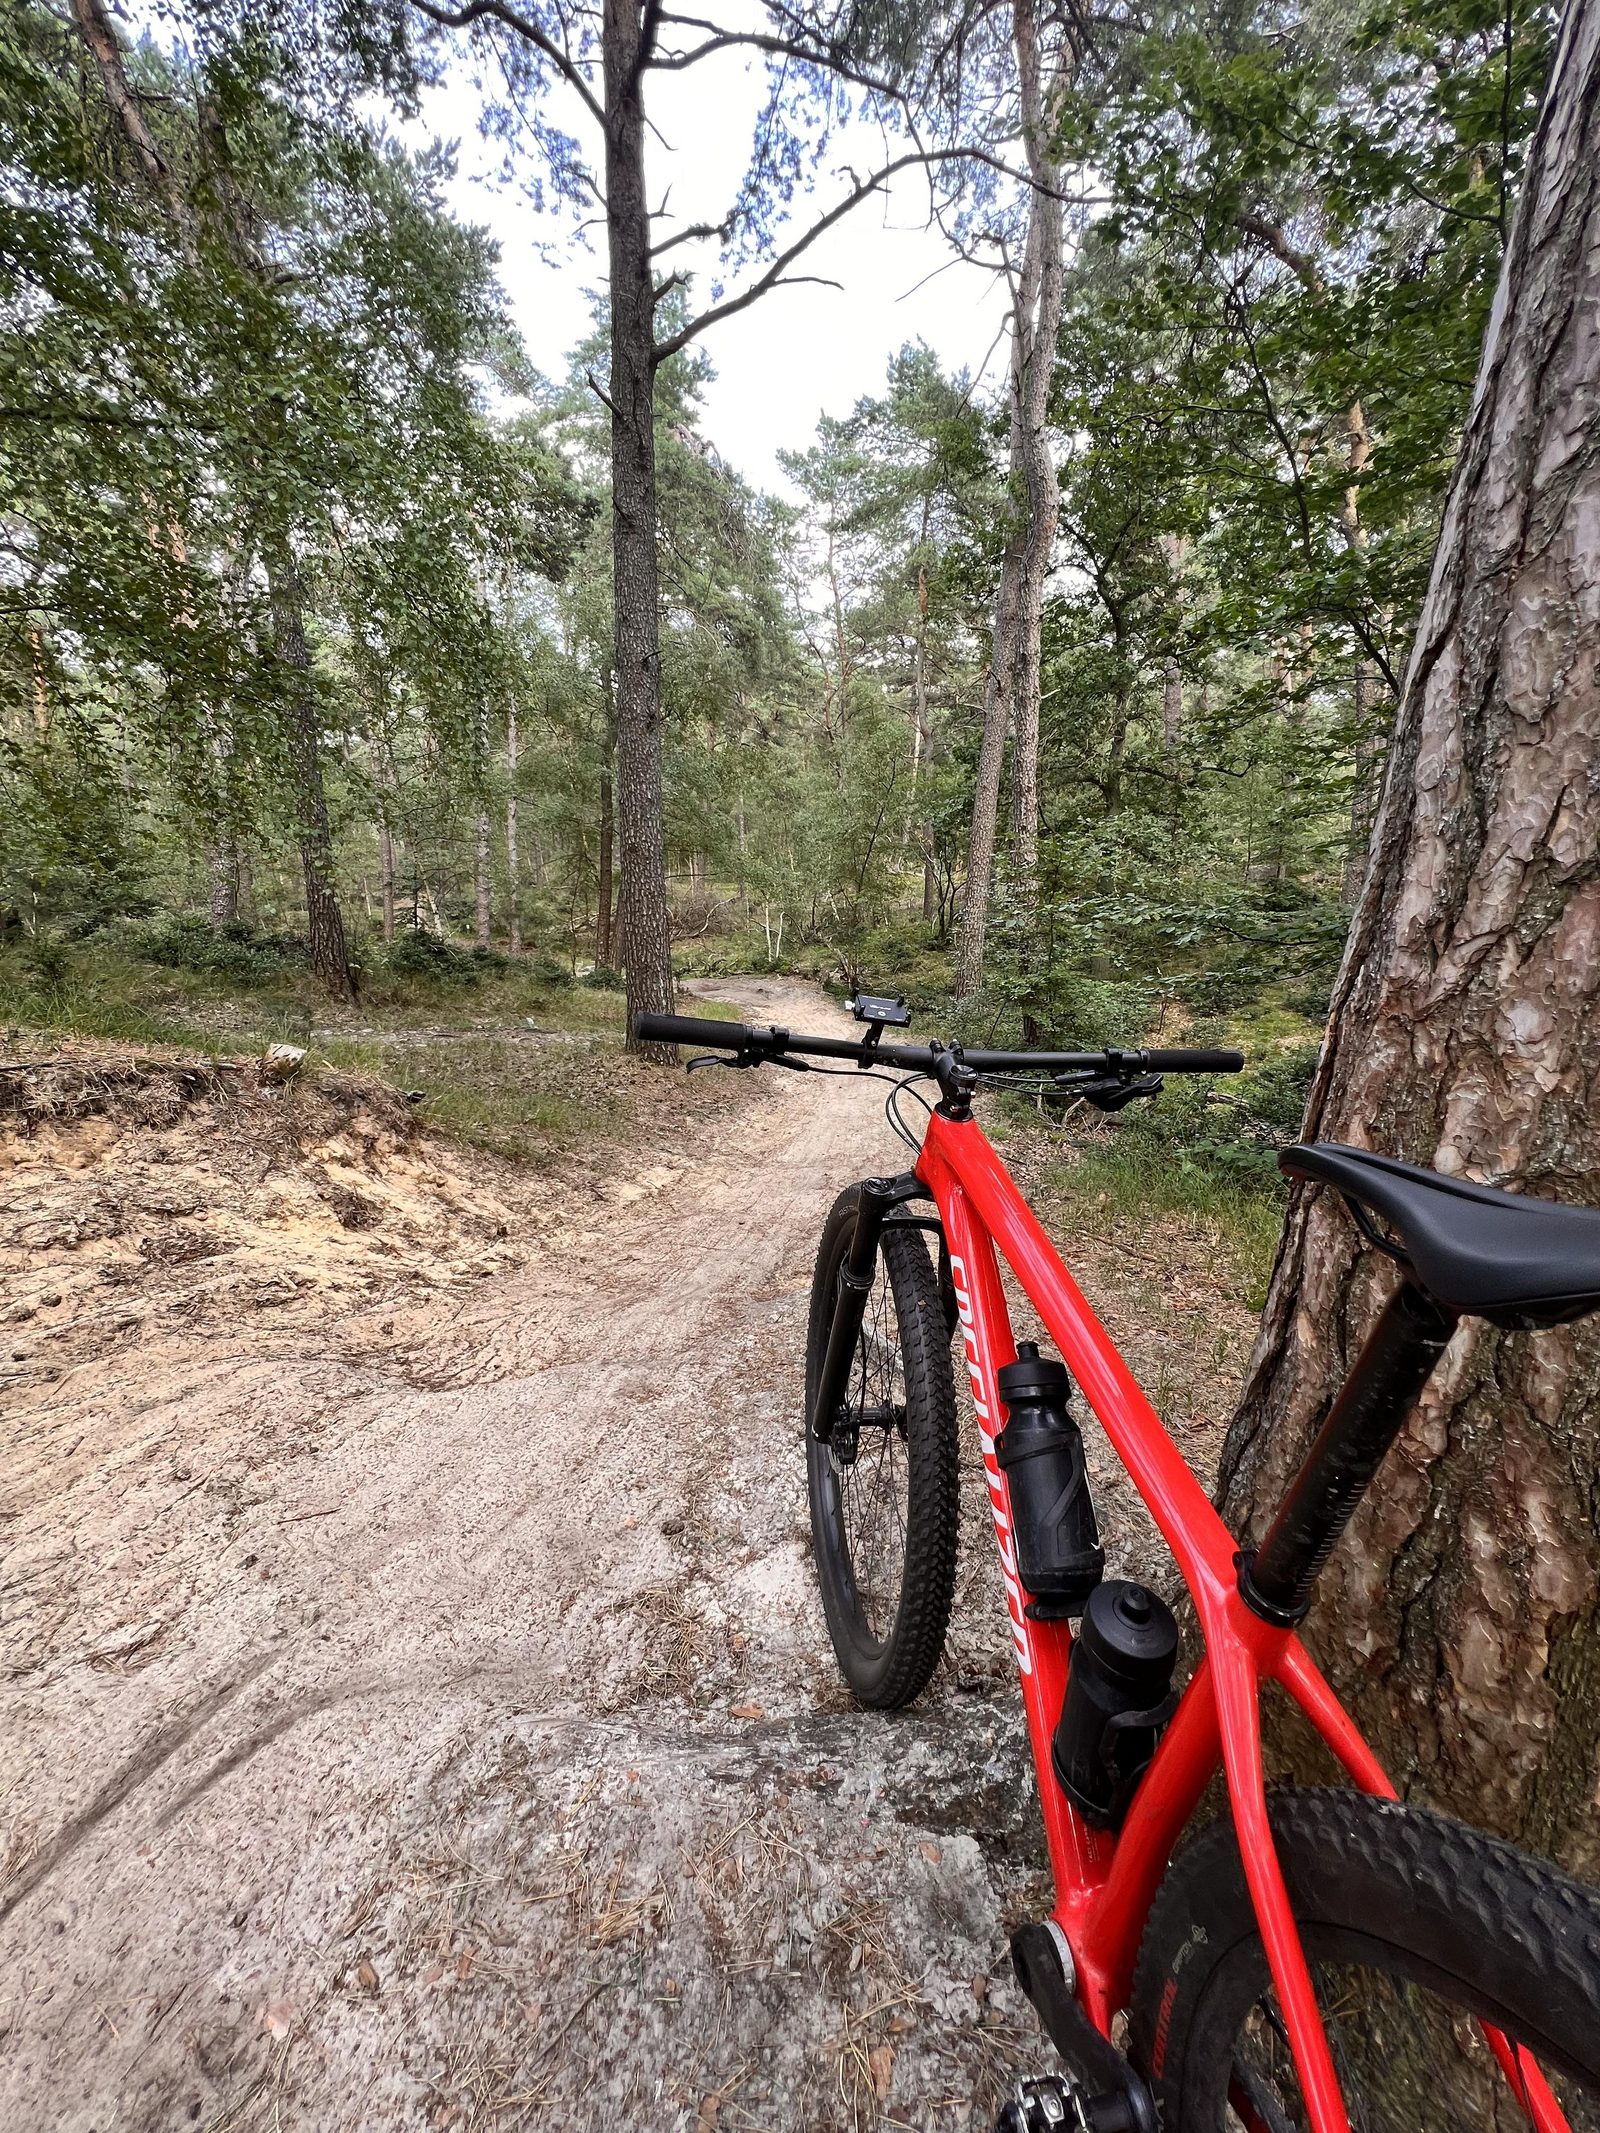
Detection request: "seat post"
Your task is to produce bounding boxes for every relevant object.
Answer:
[1239,1281,1458,1625]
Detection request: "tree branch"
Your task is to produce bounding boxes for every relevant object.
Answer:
[408,0,605,128]
[652,145,1070,362]
[652,14,911,106]
[649,217,735,260]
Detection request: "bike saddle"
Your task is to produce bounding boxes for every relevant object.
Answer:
[1283,1141,1600,1329]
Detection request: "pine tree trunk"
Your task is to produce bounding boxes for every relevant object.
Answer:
[597,747,615,968]
[506,703,521,954]
[604,0,675,1046]
[1219,0,1600,1881]
[1005,0,1067,882]
[957,0,1072,999]
[267,550,353,999]
[956,539,1023,996]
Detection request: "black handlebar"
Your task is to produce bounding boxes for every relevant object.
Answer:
[1141,1048,1249,1074]
[631,1011,1243,1080]
[630,1013,747,1049]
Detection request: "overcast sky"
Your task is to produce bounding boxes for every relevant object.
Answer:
[411,36,1014,495]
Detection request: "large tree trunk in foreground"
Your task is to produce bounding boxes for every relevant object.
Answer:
[604,0,675,1044]
[268,552,354,1000]
[1220,0,1600,1882]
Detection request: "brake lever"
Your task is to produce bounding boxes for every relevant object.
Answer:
[1055,1071,1164,1113]
[686,1050,808,1074]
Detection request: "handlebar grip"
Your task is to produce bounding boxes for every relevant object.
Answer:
[1142,1048,1246,1073]
[631,1012,751,1049]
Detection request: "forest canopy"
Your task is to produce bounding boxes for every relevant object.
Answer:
[0,0,1558,1035]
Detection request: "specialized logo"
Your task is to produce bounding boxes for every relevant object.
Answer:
[949,1253,1032,1677]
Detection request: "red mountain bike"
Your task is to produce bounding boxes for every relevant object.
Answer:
[636,1001,1600,2133]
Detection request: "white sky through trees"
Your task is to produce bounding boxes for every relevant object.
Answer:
[412,37,1014,491]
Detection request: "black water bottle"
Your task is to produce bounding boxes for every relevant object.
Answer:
[995,1341,1105,1617]
[1053,1581,1180,1827]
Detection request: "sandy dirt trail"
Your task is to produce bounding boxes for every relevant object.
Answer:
[3,979,1046,2133]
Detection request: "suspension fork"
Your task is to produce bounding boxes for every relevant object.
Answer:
[810,1172,933,1444]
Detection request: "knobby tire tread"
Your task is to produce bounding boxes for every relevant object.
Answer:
[1129,1786,1600,2129]
[806,1186,959,1709]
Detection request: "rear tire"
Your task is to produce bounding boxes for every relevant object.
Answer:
[805,1185,958,1709]
[1129,1787,1600,2131]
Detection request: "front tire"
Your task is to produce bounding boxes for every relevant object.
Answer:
[1129,1788,1600,2131]
[805,1185,959,1709]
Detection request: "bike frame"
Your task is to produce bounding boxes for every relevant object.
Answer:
[913,1102,1568,2133]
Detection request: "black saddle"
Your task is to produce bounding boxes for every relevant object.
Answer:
[1283,1142,1600,1329]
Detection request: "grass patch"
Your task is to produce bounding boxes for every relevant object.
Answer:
[1,925,750,1169]
[322,1031,604,1160]
[995,1007,1322,1309]
[1048,1138,1286,1305]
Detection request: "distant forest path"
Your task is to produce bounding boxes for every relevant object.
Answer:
[2,980,1046,2132]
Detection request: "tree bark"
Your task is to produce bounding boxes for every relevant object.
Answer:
[267,549,354,998]
[597,744,615,967]
[1160,534,1188,754]
[475,805,492,946]
[208,837,239,926]
[956,533,1024,996]
[1219,0,1600,1880]
[378,816,396,942]
[1004,0,1067,882]
[956,0,1072,998]
[70,0,196,248]
[604,0,675,1044]
[506,701,521,954]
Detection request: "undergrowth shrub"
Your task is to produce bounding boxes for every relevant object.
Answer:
[1085,1040,1321,1198]
[143,915,309,982]
[375,930,485,986]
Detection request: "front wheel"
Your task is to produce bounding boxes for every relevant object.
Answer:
[1130,1787,1600,2132]
[805,1185,959,1709]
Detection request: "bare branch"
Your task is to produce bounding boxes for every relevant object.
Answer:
[652,14,912,106]
[653,140,1078,364]
[586,368,620,417]
[408,0,605,129]
[649,217,735,259]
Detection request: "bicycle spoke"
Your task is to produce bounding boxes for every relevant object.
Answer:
[834,1255,910,1646]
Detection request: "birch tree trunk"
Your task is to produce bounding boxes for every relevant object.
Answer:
[1160,534,1188,754]
[378,816,396,942]
[506,702,521,954]
[604,0,675,1043]
[208,839,240,926]
[475,807,492,946]
[1219,0,1600,1880]
[267,550,354,999]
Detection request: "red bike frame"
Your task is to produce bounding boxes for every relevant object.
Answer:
[914,1103,1568,2133]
